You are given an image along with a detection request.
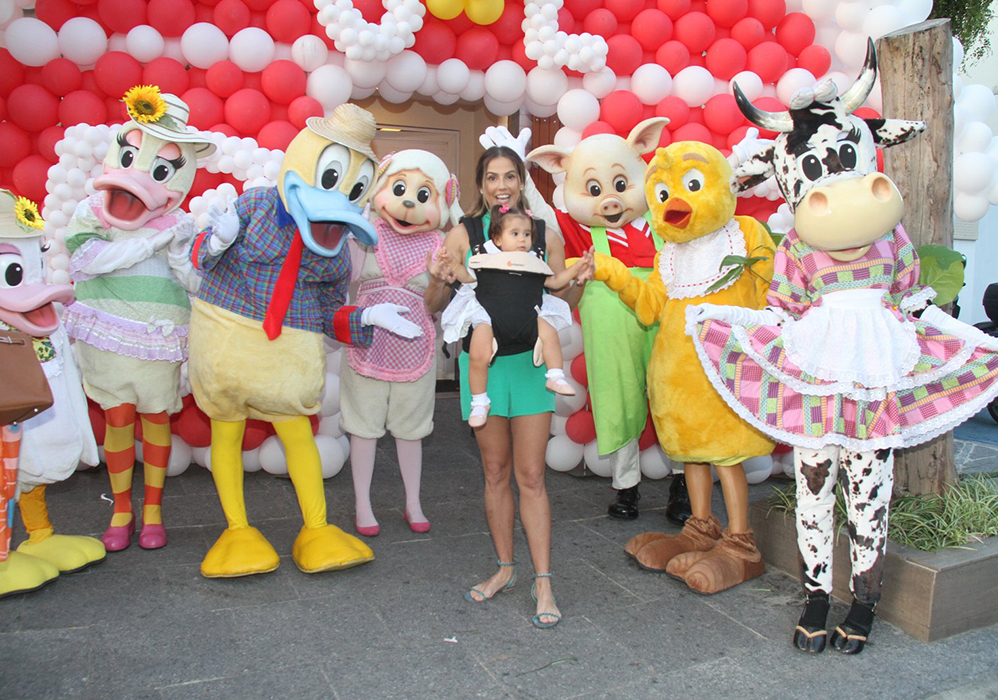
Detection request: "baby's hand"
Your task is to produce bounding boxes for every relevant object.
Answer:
[427,246,457,284]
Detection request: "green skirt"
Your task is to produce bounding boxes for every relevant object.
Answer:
[459,351,554,420]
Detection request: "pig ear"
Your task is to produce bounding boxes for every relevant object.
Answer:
[626,118,669,155]
[527,145,573,175]
[730,144,776,194]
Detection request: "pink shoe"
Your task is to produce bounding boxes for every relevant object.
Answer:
[356,519,380,537]
[138,523,168,550]
[101,516,135,552]
[405,509,431,534]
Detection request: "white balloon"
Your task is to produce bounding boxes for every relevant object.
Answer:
[258,435,289,475]
[673,66,715,107]
[58,17,107,66]
[554,386,587,417]
[459,71,486,102]
[484,60,527,103]
[954,191,990,222]
[958,121,993,155]
[730,71,764,102]
[337,434,350,461]
[433,90,458,105]
[835,31,870,69]
[557,323,584,360]
[823,71,851,96]
[50,270,71,286]
[546,434,583,472]
[346,56,387,89]
[583,68,616,100]
[316,435,346,478]
[742,455,774,484]
[954,152,995,193]
[181,23,229,69]
[776,69,817,107]
[307,64,354,109]
[639,445,672,479]
[583,440,613,477]
[192,446,209,468]
[0,0,16,25]
[525,96,558,118]
[953,37,965,67]
[556,89,600,131]
[377,83,413,104]
[291,35,329,73]
[229,27,276,73]
[957,83,997,124]
[772,448,795,477]
[321,372,341,416]
[632,64,673,105]
[526,67,568,107]
[318,413,344,438]
[166,436,193,477]
[436,58,471,94]
[385,50,426,93]
[162,38,184,63]
[863,5,906,39]
[834,2,869,32]
[550,414,567,436]
[416,66,439,96]
[553,126,581,149]
[483,94,523,117]
[801,0,835,21]
[242,448,262,473]
[898,0,932,24]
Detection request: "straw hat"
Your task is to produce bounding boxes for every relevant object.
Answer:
[123,86,216,157]
[0,189,45,239]
[306,103,378,162]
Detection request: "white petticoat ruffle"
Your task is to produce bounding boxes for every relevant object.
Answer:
[441,283,572,345]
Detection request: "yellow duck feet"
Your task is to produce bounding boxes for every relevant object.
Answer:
[0,551,60,598]
[17,533,106,573]
[200,526,280,578]
[292,524,374,574]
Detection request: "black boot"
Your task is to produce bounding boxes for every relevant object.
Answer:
[607,485,640,520]
[665,474,692,526]
[793,592,830,653]
[829,599,876,655]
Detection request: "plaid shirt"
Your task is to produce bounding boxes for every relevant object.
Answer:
[191,187,371,345]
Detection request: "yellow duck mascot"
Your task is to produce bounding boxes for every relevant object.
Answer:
[593,141,775,594]
[187,103,423,578]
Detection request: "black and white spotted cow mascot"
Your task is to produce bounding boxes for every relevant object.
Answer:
[685,38,998,655]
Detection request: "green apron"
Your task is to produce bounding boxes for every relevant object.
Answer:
[578,216,661,455]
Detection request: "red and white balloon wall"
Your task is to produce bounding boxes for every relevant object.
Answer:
[1,0,995,477]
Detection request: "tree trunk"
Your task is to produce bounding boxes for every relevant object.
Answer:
[878,19,959,496]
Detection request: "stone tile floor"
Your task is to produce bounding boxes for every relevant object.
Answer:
[2,397,997,699]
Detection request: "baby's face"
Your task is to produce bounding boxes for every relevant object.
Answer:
[496,215,532,252]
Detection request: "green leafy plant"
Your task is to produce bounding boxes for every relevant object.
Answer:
[917,244,966,306]
[929,0,994,65]
[706,242,775,293]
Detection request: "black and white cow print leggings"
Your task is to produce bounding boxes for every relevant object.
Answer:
[794,446,894,606]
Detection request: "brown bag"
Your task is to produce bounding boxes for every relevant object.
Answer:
[0,329,54,425]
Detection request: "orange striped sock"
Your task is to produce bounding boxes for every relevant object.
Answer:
[1,425,22,562]
[140,412,171,526]
[104,404,137,528]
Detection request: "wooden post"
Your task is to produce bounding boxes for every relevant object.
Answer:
[878,19,959,496]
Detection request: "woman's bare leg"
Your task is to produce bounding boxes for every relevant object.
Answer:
[467,416,516,601]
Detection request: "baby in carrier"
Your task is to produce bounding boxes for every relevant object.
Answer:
[442,205,592,427]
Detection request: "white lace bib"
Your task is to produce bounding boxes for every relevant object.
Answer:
[658,219,746,299]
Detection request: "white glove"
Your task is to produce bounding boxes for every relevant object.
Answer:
[149,227,175,251]
[728,127,774,167]
[207,204,240,255]
[360,303,423,339]
[479,126,532,161]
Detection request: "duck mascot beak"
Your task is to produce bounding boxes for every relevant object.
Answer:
[277,103,379,257]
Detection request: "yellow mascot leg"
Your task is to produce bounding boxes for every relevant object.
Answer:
[273,416,373,573]
[200,419,280,578]
[16,485,106,572]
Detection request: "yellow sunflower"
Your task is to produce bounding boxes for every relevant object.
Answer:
[14,196,44,230]
[123,85,167,124]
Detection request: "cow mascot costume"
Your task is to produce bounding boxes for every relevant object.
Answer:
[687,40,998,654]
[188,103,422,578]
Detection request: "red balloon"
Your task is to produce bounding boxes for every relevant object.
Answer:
[600,90,643,135]
[311,14,337,51]
[411,19,457,65]
[557,7,575,33]
[605,34,642,77]
[42,59,83,97]
[143,57,190,96]
[638,415,658,450]
[705,38,748,81]
[455,27,500,71]
[853,107,881,120]
[106,97,128,123]
[656,95,690,128]
[566,354,587,389]
[208,122,239,137]
[206,61,244,98]
[243,72,262,91]
[491,2,525,45]
[510,40,536,73]
[674,11,715,54]
[12,156,49,204]
[0,123,31,168]
[605,0,643,22]
[0,96,4,122]
[37,125,65,163]
[657,126,672,149]
[747,42,788,84]
[566,0,600,20]
[0,50,25,98]
[261,60,306,104]
[690,0,706,10]
[288,95,321,129]
[687,105,704,123]
[796,44,830,77]
[34,0,78,30]
[631,10,673,51]
[656,40,690,74]
[188,67,208,89]
[707,0,748,27]
[194,4,214,22]
[214,0,251,36]
[242,419,269,450]
[182,87,225,129]
[22,67,45,88]
[7,85,59,133]
[176,406,211,448]
[582,8,617,38]
[581,121,615,139]
[444,12,473,35]
[224,88,271,135]
[244,0,273,10]
[657,0,691,21]
[565,409,596,445]
[671,122,712,144]
[730,17,766,49]
[257,120,298,151]
[352,0,383,22]
[148,0,196,36]
[94,52,143,100]
[59,90,108,126]
[98,0,147,33]
[266,0,309,43]
[80,70,105,98]
[776,12,815,57]
[308,413,319,435]
[726,124,752,149]
[751,96,786,137]
[748,0,786,29]
[703,94,744,135]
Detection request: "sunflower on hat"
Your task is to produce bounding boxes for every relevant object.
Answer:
[123,85,168,124]
[14,196,44,231]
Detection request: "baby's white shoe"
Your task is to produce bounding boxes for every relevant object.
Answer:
[469,393,491,427]
[545,369,575,396]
